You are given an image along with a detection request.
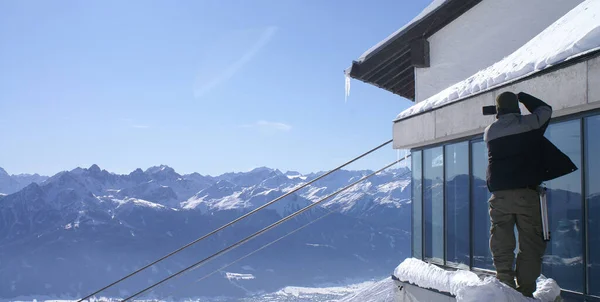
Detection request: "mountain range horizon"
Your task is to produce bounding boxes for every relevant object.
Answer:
[0,160,412,300]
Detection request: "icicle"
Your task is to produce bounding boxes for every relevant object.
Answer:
[345,74,351,103]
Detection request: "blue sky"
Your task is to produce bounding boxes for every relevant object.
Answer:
[0,0,429,176]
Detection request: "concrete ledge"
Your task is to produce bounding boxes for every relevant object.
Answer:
[393,279,456,302]
[393,112,435,149]
[495,62,587,111]
[434,93,495,140]
[588,56,600,103]
[393,59,595,150]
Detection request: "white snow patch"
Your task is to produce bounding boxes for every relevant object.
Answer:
[376,180,410,193]
[274,282,372,298]
[113,197,165,209]
[286,174,307,180]
[256,188,278,196]
[324,182,371,211]
[396,0,600,121]
[225,272,255,280]
[181,195,207,210]
[394,258,561,302]
[241,265,255,271]
[64,223,72,230]
[166,231,173,237]
[302,186,327,202]
[211,191,248,210]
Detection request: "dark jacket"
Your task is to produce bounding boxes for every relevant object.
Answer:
[484,92,577,192]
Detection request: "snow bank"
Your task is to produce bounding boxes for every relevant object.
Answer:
[394,258,561,302]
[396,0,600,120]
[393,258,481,296]
[457,276,561,302]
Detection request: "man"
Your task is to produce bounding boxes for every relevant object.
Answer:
[483,91,575,297]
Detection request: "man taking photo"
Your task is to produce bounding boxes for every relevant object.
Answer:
[484,91,577,297]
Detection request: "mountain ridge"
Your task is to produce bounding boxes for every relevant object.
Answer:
[0,164,412,300]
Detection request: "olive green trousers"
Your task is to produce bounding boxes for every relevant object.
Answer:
[489,188,547,297]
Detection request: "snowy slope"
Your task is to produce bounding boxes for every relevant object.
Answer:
[397,0,600,120]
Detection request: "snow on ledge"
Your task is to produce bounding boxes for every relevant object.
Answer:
[394,258,561,302]
[396,0,600,121]
[394,258,480,296]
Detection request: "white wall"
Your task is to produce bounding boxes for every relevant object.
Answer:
[415,0,584,103]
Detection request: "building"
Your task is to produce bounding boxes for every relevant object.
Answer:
[347,0,600,301]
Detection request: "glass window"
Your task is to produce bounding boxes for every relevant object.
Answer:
[412,150,423,259]
[423,147,444,263]
[471,140,494,270]
[586,115,600,295]
[445,142,470,268]
[543,120,583,293]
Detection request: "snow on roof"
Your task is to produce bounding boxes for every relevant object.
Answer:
[394,258,561,301]
[358,0,449,63]
[396,0,600,121]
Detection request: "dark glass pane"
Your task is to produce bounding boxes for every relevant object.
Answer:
[412,150,423,259]
[586,115,600,295]
[471,140,494,270]
[543,120,583,293]
[423,147,444,262]
[445,142,470,268]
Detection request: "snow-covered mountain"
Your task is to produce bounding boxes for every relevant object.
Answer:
[0,165,411,301]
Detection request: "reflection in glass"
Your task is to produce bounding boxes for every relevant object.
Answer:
[412,151,423,259]
[424,147,444,262]
[445,142,470,267]
[472,140,494,270]
[586,116,600,295]
[543,120,583,292]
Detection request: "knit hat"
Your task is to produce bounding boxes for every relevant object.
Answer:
[496,92,520,115]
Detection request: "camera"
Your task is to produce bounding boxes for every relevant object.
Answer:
[482,105,497,116]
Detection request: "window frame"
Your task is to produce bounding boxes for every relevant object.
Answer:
[422,146,445,264]
[411,150,424,260]
[444,141,471,269]
[408,109,600,299]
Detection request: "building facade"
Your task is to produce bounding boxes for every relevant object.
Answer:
[348,0,600,300]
